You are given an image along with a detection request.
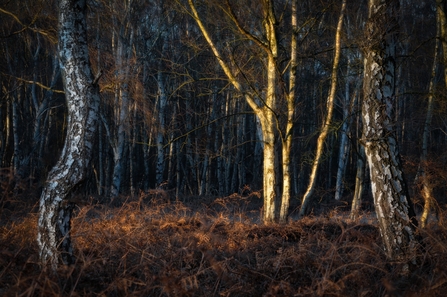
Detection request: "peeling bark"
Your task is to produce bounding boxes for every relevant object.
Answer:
[361,0,418,263]
[37,0,99,269]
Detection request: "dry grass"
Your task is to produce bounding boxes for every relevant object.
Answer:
[1,192,447,296]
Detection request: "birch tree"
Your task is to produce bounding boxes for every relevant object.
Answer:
[416,7,439,228]
[110,13,133,197]
[37,0,100,268]
[185,0,297,223]
[361,0,418,263]
[298,0,346,218]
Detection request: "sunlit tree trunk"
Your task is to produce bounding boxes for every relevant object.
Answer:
[417,5,440,228]
[260,2,279,221]
[362,0,418,264]
[299,0,346,218]
[188,0,286,223]
[37,0,100,268]
[278,0,297,223]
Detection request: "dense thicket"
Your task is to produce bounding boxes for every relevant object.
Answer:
[0,0,446,239]
[2,0,447,294]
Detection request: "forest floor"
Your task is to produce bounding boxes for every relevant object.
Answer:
[1,190,447,296]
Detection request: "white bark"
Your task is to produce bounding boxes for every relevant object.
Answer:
[418,7,439,228]
[362,0,418,262]
[37,0,100,268]
[299,0,346,218]
[279,0,297,223]
[187,0,299,223]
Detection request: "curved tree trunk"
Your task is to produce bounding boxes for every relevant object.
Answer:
[37,0,100,269]
[187,0,280,223]
[299,0,346,218]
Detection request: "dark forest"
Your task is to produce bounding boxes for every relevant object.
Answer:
[1,0,447,296]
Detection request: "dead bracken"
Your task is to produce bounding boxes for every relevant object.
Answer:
[0,193,446,297]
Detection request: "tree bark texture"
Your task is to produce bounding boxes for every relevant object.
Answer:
[362,0,417,262]
[37,0,100,268]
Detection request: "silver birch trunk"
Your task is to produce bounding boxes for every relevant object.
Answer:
[417,9,439,228]
[167,104,178,188]
[362,0,418,263]
[187,0,287,223]
[335,53,355,201]
[201,91,217,195]
[37,0,100,268]
[11,84,20,174]
[299,0,346,218]
[111,28,133,197]
[253,115,263,189]
[156,30,169,186]
[279,0,297,223]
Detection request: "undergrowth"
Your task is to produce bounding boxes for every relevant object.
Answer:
[1,192,447,296]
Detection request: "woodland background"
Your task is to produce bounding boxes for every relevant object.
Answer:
[1,0,446,210]
[1,0,447,296]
